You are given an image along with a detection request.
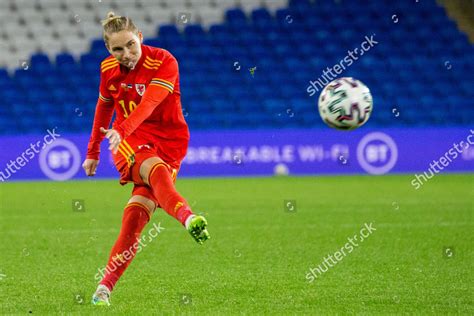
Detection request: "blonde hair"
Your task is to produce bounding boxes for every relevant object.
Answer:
[102,12,139,46]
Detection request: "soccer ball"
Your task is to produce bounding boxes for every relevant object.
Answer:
[318,77,373,130]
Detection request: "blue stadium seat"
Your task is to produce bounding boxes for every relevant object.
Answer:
[184,24,205,37]
[158,24,180,38]
[144,38,161,47]
[56,53,76,66]
[289,0,312,9]
[212,98,237,113]
[251,8,272,22]
[225,8,248,25]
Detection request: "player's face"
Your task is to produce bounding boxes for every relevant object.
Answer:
[106,30,143,69]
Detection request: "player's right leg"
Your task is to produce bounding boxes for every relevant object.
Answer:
[111,138,209,244]
[92,195,156,306]
[136,156,210,244]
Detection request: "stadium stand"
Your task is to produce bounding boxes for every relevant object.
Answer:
[0,0,472,134]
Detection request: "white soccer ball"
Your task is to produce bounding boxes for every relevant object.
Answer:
[318,77,373,130]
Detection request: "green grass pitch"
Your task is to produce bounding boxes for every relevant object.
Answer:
[0,174,472,314]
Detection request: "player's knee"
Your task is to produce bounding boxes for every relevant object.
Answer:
[127,195,156,216]
[140,157,166,185]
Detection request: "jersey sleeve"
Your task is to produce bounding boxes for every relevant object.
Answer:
[98,70,113,103]
[149,52,178,94]
[114,52,178,139]
[86,73,114,160]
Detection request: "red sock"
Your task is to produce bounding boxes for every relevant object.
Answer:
[147,163,193,226]
[100,203,150,291]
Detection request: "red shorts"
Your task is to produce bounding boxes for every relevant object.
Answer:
[112,134,187,206]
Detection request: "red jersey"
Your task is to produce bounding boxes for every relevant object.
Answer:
[86,45,190,161]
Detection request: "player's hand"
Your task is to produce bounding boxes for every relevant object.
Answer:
[100,127,121,154]
[82,159,99,176]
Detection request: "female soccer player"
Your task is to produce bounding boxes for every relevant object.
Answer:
[82,12,210,306]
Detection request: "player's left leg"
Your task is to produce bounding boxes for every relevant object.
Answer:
[92,195,156,306]
[136,156,210,244]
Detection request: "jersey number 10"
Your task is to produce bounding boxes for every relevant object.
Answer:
[119,100,138,118]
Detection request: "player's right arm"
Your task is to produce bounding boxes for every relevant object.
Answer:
[83,73,115,176]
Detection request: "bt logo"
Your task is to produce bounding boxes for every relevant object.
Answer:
[357,132,398,175]
[39,139,81,181]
